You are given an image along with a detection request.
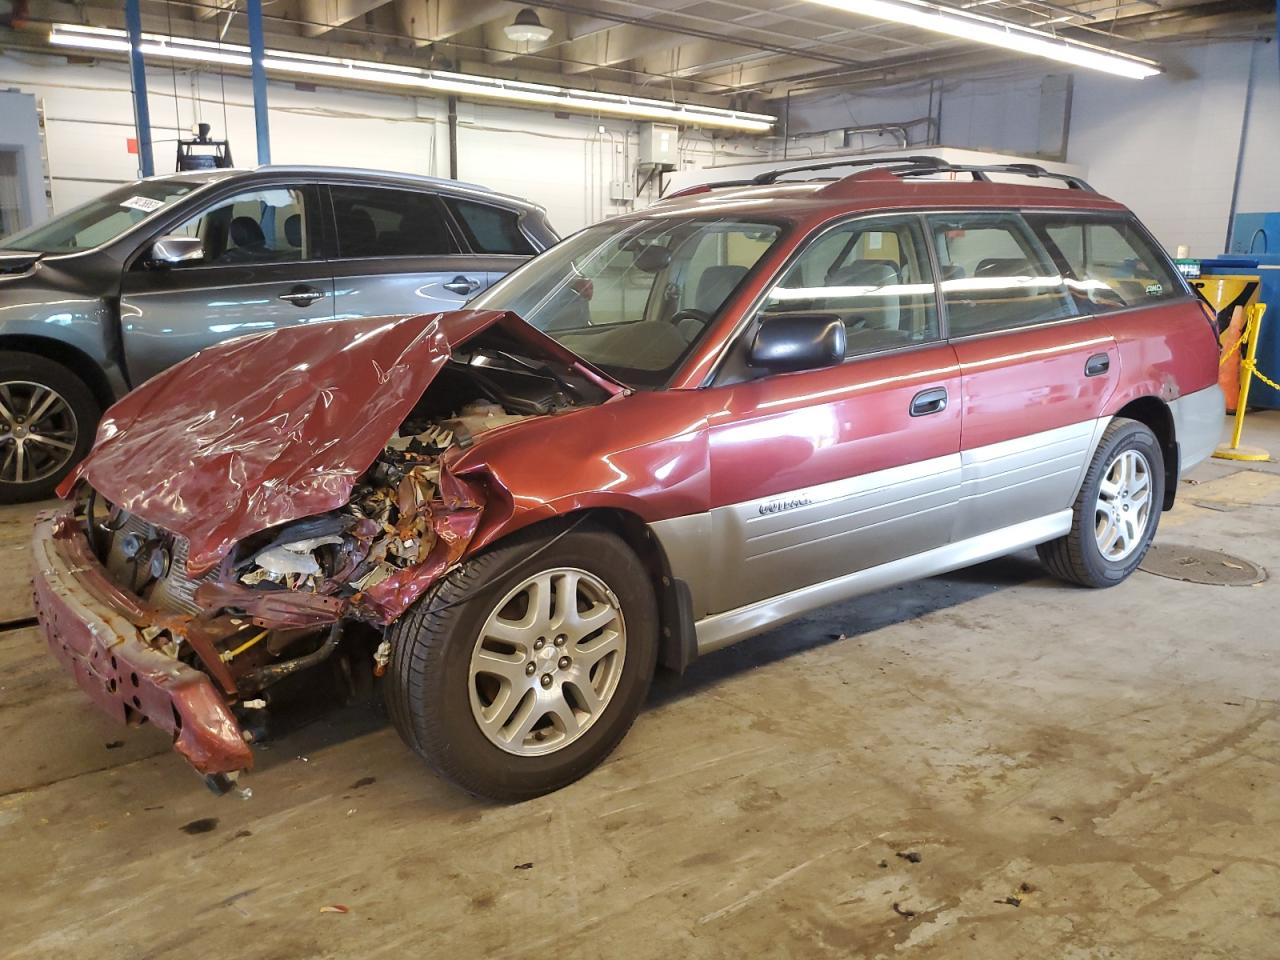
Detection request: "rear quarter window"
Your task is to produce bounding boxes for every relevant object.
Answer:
[445,198,535,255]
[1028,213,1184,312]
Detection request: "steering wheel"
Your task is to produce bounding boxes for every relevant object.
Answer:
[670,308,715,342]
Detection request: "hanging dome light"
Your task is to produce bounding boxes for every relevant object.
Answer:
[504,8,553,44]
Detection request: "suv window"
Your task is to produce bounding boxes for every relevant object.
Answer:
[168,187,312,266]
[1,180,197,253]
[758,215,939,359]
[929,212,1078,337]
[1029,214,1183,312]
[330,185,456,258]
[444,197,535,255]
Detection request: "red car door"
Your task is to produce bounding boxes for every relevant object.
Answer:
[699,214,963,621]
[928,211,1118,542]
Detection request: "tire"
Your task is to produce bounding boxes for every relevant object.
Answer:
[0,352,101,504]
[1037,417,1165,588]
[385,522,658,802]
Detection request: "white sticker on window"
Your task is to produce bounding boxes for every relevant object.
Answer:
[120,196,164,213]
[1145,283,1164,297]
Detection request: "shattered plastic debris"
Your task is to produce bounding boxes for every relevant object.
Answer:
[372,640,391,678]
[246,536,344,581]
[232,400,515,622]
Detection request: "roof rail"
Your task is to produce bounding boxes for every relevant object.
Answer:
[661,156,943,199]
[663,155,1093,200]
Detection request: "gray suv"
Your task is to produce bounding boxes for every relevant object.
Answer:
[0,166,558,502]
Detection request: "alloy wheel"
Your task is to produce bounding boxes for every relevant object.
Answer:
[0,381,79,485]
[469,567,626,757]
[1094,448,1152,562]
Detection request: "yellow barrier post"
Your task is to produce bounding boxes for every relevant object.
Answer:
[1215,302,1271,462]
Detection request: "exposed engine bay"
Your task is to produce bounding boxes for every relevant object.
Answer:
[79,350,575,723]
[235,397,529,595]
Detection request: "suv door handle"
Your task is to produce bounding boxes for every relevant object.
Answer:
[910,387,948,417]
[443,275,481,296]
[1085,353,1111,377]
[278,285,326,307]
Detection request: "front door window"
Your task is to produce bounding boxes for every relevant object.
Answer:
[170,187,312,266]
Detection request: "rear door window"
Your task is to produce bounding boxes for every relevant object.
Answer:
[759,215,939,359]
[1028,214,1184,312]
[444,197,535,255]
[928,212,1079,337]
[329,185,457,258]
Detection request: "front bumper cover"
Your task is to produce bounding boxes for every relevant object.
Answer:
[31,509,253,775]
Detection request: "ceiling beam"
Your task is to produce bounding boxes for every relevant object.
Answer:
[558,23,694,74]
[393,0,520,44]
[516,0,867,68]
[297,0,391,38]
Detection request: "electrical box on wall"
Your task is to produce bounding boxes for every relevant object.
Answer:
[610,180,635,204]
[639,123,678,171]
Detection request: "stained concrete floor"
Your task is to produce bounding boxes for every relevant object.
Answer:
[3,413,1280,959]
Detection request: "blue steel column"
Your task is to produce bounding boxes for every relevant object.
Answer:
[247,0,272,164]
[124,0,154,177]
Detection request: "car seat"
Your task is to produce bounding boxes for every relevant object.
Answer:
[678,264,748,342]
[284,214,302,250]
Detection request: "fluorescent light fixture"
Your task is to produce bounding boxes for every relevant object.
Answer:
[48,23,775,132]
[805,0,1161,79]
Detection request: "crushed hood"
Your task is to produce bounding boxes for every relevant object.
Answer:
[64,309,623,574]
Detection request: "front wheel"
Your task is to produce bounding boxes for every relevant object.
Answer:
[385,523,658,801]
[1037,418,1164,588]
[0,352,101,504]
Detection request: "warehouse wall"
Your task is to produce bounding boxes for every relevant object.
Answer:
[784,37,1279,258]
[0,49,766,235]
[4,35,1275,254]
[1069,38,1279,258]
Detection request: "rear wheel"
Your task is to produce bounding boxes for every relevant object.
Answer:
[0,353,100,503]
[1037,418,1164,587]
[385,523,658,801]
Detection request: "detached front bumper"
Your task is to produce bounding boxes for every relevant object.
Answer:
[31,509,253,775]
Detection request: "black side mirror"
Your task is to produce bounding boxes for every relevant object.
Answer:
[747,314,846,373]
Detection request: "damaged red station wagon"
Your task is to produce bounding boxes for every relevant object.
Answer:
[33,157,1223,801]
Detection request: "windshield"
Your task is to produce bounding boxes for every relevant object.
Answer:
[0,180,202,253]
[471,215,784,387]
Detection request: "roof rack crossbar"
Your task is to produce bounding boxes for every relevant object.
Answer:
[893,162,1095,191]
[751,155,945,185]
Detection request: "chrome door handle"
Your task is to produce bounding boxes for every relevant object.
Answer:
[279,285,326,307]
[910,386,948,417]
[1085,352,1111,377]
[442,275,481,296]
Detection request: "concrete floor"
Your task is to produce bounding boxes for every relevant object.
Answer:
[3,413,1280,959]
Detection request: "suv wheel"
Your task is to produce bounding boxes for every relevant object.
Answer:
[1037,418,1164,588]
[385,523,658,801]
[0,353,100,504]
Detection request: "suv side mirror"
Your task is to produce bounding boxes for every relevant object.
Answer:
[148,235,204,266]
[747,314,846,373]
